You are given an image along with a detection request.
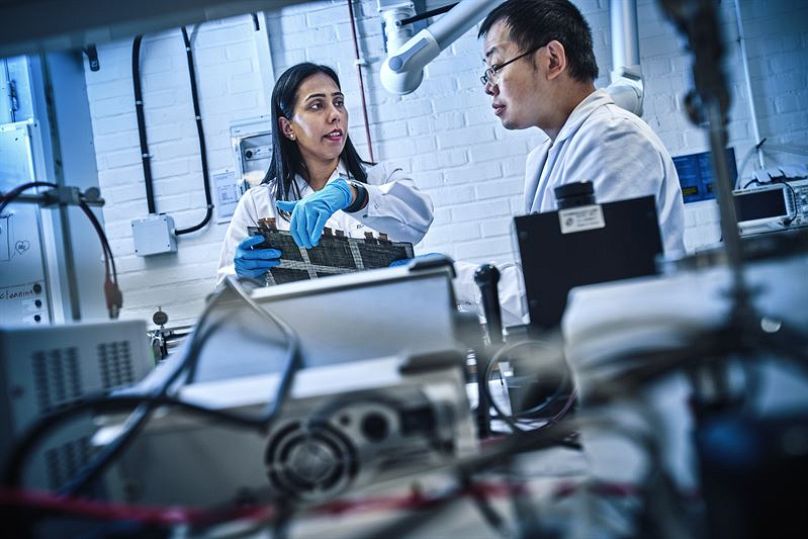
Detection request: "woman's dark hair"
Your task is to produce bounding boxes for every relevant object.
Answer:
[263,62,371,204]
[478,0,598,83]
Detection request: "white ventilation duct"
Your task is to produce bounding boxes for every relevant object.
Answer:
[378,0,645,116]
[607,0,644,116]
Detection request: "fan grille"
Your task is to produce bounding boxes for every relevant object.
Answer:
[265,421,359,501]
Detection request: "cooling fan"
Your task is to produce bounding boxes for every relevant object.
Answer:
[265,419,359,501]
[101,355,476,508]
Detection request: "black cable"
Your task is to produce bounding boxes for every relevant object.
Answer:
[78,202,116,281]
[57,320,224,496]
[58,276,299,495]
[351,424,577,539]
[398,3,458,27]
[0,185,112,282]
[0,181,58,215]
[482,341,576,433]
[460,472,511,538]
[219,276,302,423]
[175,26,214,235]
[1,182,122,319]
[7,277,301,494]
[352,484,467,539]
[132,29,214,234]
[583,323,808,408]
[132,35,156,215]
[78,200,122,319]
[3,394,270,488]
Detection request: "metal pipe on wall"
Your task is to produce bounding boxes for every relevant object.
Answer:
[610,0,641,74]
[347,0,375,162]
[734,0,765,170]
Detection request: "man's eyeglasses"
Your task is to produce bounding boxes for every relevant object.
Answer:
[480,48,538,86]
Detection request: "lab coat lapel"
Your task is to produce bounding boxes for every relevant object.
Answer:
[524,143,549,213]
[526,90,611,213]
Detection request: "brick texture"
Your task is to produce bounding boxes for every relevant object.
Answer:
[82,0,807,325]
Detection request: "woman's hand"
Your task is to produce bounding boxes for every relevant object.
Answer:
[234,235,282,279]
[275,178,354,249]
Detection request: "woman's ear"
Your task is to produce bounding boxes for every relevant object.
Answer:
[278,117,296,141]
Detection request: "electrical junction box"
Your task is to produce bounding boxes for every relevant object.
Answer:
[132,214,177,256]
[230,116,272,189]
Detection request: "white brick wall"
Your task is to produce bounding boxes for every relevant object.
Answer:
[84,15,272,325]
[82,0,808,326]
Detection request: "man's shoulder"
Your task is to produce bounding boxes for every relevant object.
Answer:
[585,101,650,135]
[578,102,669,156]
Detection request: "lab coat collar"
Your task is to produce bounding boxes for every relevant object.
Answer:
[553,89,614,144]
[292,160,349,195]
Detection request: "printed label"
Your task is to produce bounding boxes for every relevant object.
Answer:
[558,204,606,234]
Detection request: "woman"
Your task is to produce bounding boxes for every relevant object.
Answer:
[217,63,434,283]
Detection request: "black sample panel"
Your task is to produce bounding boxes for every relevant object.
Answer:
[247,226,414,286]
[308,238,356,268]
[271,268,310,284]
[357,242,412,268]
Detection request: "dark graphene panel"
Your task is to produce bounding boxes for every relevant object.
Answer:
[272,234,305,262]
[357,242,413,268]
[250,227,413,284]
[308,238,356,268]
[270,268,310,284]
[248,226,304,262]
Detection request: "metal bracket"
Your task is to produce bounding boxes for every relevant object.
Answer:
[82,45,99,71]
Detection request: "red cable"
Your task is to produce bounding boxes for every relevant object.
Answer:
[0,481,524,527]
[347,0,375,162]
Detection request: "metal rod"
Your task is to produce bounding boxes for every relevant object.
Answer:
[12,193,105,207]
[733,0,765,171]
[705,99,748,306]
[41,54,81,321]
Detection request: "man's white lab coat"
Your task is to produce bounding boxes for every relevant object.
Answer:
[455,89,687,326]
[217,161,434,285]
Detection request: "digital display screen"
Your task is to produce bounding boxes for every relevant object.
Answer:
[733,188,787,221]
[672,147,737,203]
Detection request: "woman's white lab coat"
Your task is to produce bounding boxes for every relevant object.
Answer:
[217,161,434,284]
[454,89,687,327]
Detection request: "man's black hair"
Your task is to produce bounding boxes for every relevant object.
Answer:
[478,0,599,83]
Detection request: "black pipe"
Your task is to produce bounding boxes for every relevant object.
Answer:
[399,2,458,27]
[175,26,213,235]
[132,35,156,215]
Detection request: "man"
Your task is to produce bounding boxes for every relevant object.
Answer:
[454,0,686,326]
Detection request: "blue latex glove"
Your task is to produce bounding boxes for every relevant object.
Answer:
[275,178,353,249]
[234,235,282,279]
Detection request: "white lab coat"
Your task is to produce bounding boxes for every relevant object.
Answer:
[216,161,434,284]
[454,89,687,327]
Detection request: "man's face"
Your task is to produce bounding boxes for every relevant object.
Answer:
[482,20,548,130]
